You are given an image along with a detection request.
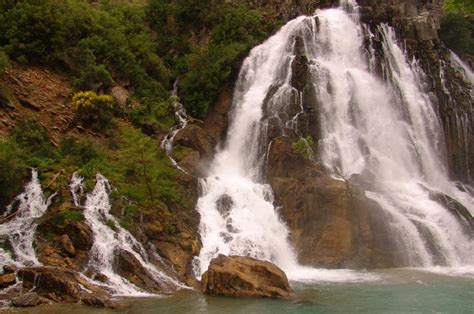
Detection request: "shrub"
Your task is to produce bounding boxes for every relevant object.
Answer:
[292,136,315,160]
[0,50,9,75]
[440,13,474,56]
[72,91,115,131]
[0,140,28,209]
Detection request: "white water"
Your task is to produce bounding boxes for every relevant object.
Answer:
[0,169,54,266]
[194,0,474,281]
[450,51,474,85]
[161,81,191,175]
[71,173,185,295]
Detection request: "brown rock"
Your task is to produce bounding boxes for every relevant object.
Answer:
[267,137,399,268]
[0,273,16,288]
[3,264,17,274]
[18,267,112,303]
[201,255,292,299]
[60,234,76,256]
[81,292,120,309]
[12,292,47,307]
[113,249,165,293]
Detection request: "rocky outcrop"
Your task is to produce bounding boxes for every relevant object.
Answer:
[201,255,292,299]
[0,273,16,289]
[267,137,400,268]
[173,123,216,177]
[17,267,119,308]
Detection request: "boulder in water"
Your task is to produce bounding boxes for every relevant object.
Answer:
[201,255,292,299]
[12,292,48,307]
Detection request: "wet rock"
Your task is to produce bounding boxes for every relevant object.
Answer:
[0,273,16,288]
[81,293,120,309]
[65,221,93,251]
[18,267,112,304]
[60,234,76,256]
[267,137,400,268]
[3,264,17,274]
[216,194,233,217]
[12,292,47,307]
[201,255,292,299]
[114,249,164,292]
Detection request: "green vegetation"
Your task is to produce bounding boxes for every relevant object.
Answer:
[0,119,188,215]
[73,91,116,131]
[146,1,274,117]
[55,209,85,224]
[0,0,278,121]
[292,136,315,160]
[0,50,8,75]
[440,0,474,56]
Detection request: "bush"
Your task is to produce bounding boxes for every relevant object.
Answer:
[292,136,315,160]
[440,13,474,56]
[0,140,28,209]
[0,50,9,75]
[73,91,115,131]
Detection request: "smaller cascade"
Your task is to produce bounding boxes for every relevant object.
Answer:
[450,51,474,85]
[161,81,190,174]
[0,169,54,266]
[71,173,185,296]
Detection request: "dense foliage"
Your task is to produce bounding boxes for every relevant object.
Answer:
[0,0,277,120]
[0,119,187,220]
[440,0,474,56]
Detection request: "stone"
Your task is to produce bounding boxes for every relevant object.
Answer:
[3,264,17,274]
[18,267,112,303]
[0,273,16,288]
[266,137,399,268]
[201,255,292,299]
[12,293,47,307]
[113,249,164,292]
[81,293,120,309]
[60,234,76,256]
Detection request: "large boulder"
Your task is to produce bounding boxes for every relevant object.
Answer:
[201,255,292,299]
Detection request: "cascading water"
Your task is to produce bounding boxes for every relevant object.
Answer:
[70,173,185,295]
[194,0,473,280]
[161,81,191,175]
[0,169,54,266]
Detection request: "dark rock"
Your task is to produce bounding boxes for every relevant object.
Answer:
[3,264,17,274]
[18,267,112,303]
[113,249,164,292]
[12,292,47,307]
[81,293,120,309]
[216,194,233,218]
[0,273,16,288]
[201,255,292,299]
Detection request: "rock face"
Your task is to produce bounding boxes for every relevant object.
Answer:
[267,138,400,268]
[201,255,292,299]
[17,267,118,308]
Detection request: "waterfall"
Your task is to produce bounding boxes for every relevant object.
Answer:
[0,169,54,266]
[71,173,185,295]
[194,0,473,280]
[450,51,474,85]
[161,81,191,175]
